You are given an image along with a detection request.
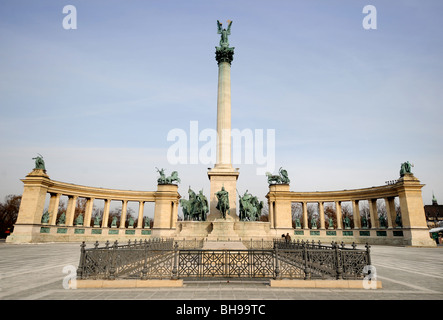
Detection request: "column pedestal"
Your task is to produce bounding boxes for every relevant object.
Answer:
[206,215,241,241]
[266,184,293,235]
[207,168,239,221]
[398,174,436,246]
[151,184,180,238]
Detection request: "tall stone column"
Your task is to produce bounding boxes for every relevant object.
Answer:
[207,41,239,220]
[216,60,232,168]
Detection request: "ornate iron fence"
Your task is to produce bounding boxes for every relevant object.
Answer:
[274,239,371,280]
[76,238,174,280]
[76,239,371,281]
[177,249,275,279]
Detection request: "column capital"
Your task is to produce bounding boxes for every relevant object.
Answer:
[215,46,234,64]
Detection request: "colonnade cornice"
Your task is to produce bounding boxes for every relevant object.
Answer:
[266,182,415,203]
[45,179,159,202]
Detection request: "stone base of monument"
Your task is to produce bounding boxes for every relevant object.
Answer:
[206,216,241,241]
[202,240,247,250]
[175,221,212,238]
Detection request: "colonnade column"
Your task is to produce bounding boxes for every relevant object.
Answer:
[352,200,361,229]
[319,201,325,229]
[171,201,178,229]
[84,197,94,227]
[120,200,128,228]
[269,200,275,229]
[385,197,396,228]
[335,201,342,229]
[48,193,61,225]
[368,199,377,228]
[102,199,111,228]
[302,202,308,229]
[137,201,144,228]
[66,195,78,226]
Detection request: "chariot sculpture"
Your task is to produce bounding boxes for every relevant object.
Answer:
[156,168,181,185]
[32,154,46,171]
[265,167,290,185]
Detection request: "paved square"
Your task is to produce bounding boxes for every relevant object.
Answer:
[0,241,442,300]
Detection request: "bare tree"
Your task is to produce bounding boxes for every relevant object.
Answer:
[324,204,336,229]
[0,194,21,238]
[260,202,269,222]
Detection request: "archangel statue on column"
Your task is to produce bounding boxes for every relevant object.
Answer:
[217,20,232,48]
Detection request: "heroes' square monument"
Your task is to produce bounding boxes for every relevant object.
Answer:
[6,20,435,248]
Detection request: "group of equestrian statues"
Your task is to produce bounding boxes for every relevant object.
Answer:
[178,186,264,222]
[156,167,289,222]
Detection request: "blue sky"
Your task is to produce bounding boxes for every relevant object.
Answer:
[1,0,442,214]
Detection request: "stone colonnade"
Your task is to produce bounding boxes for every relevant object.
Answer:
[7,169,180,243]
[266,174,435,247]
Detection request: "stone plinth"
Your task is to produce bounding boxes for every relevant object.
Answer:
[174,220,276,241]
[207,167,239,221]
[206,216,241,241]
[397,174,436,246]
[151,184,180,238]
[266,184,292,232]
[202,241,246,250]
[234,221,272,239]
[175,221,212,238]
